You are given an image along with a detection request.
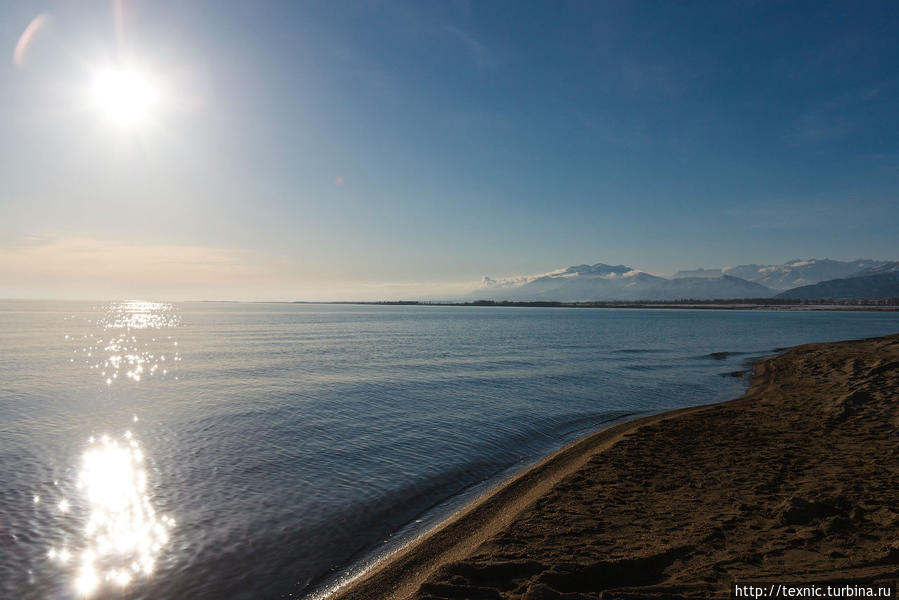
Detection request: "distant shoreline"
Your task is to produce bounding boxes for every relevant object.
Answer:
[305,299,899,311]
[3,299,896,310]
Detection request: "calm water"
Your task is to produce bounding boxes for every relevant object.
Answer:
[1,301,897,599]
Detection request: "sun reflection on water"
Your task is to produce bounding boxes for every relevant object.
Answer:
[66,301,181,387]
[47,431,175,596]
[97,301,181,330]
[46,302,182,594]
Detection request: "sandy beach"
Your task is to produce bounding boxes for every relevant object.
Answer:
[329,334,899,600]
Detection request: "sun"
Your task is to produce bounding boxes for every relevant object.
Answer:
[91,67,157,127]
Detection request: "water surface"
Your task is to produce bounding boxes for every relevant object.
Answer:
[1,301,897,599]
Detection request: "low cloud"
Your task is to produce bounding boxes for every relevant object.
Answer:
[0,237,278,299]
[481,268,570,289]
[0,237,485,301]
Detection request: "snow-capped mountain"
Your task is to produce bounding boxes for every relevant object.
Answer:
[472,263,773,301]
[857,261,899,276]
[673,259,886,291]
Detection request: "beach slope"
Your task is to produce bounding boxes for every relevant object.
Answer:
[329,334,899,599]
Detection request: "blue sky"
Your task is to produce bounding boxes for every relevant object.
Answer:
[1,0,897,300]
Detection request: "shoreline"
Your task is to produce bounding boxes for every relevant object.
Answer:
[322,368,764,600]
[326,333,899,599]
[308,409,650,600]
[320,408,714,600]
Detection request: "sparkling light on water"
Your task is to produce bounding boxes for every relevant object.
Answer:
[66,301,181,387]
[47,432,175,596]
[97,302,180,330]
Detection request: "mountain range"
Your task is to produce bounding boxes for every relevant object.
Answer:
[672,259,886,291]
[471,259,898,302]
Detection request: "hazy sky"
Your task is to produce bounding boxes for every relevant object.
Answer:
[1,0,898,300]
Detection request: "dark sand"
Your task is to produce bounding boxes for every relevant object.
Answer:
[329,334,899,599]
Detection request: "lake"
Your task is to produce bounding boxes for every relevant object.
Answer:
[1,301,897,599]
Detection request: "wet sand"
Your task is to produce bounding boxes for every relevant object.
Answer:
[329,334,899,600]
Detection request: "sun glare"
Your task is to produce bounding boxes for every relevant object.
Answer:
[46,431,175,596]
[91,68,157,126]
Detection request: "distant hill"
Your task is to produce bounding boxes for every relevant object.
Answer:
[775,272,899,300]
[658,275,776,300]
[473,263,774,302]
[671,267,725,279]
[674,259,886,290]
